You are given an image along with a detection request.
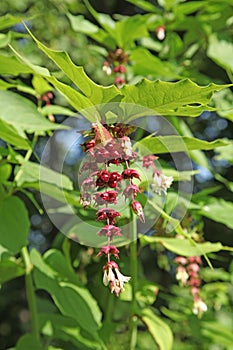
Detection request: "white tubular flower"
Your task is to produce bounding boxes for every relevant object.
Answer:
[176,266,189,286]
[152,171,173,195]
[115,268,131,289]
[192,298,208,318]
[103,266,115,286]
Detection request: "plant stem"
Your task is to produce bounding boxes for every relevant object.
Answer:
[129,213,138,350]
[21,246,40,342]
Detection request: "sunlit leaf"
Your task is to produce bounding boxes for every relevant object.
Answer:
[208,34,233,72]
[200,198,233,229]
[140,236,224,256]
[122,79,230,118]
[137,135,229,154]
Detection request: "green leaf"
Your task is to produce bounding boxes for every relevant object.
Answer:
[16,334,42,350]
[32,75,53,96]
[68,13,116,49]
[213,89,233,122]
[26,28,121,105]
[46,76,95,121]
[39,313,106,350]
[122,79,230,118]
[0,163,11,182]
[0,55,32,75]
[140,236,224,257]
[207,34,233,72]
[137,135,229,154]
[0,32,11,48]
[40,105,75,117]
[199,198,233,229]
[202,321,233,347]
[0,119,30,150]
[115,14,149,49]
[127,0,158,12]
[0,259,25,284]
[130,47,180,79]
[0,14,21,30]
[140,308,173,350]
[16,161,73,191]
[215,141,233,164]
[0,196,29,254]
[32,249,102,333]
[0,91,66,135]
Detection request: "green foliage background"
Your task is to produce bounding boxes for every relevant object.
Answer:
[0,1,233,349]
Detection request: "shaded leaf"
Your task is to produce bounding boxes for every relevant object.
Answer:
[0,196,29,254]
[140,307,173,350]
[0,14,21,30]
[0,91,67,136]
[16,161,73,190]
[15,334,42,350]
[0,259,25,284]
[0,119,30,150]
[130,47,180,79]
[32,249,102,333]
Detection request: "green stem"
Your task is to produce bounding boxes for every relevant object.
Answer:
[21,246,40,342]
[129,212,138,350]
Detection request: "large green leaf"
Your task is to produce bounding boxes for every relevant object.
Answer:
[140,308,173,350]
[140,236,224,257]
[0,119,30,150]
[137,135,229,154]
[26,28,121,105]
[16,161,73,190]
[0,91,66,136]
[0,259,25,284]
[0,196,29,254]
[121,79,230,118]
[207,34,233,72]
[130,47,181,79]
[199,197,233,229]
[31,249,102,333]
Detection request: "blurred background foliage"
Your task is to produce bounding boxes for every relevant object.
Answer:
[0,0,233,349]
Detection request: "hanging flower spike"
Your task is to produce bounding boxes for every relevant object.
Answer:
[131,201,145,223]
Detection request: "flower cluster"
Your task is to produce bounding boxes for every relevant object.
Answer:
[102,48,129,88]
[174,255,207,318]
[80,122,145,296]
